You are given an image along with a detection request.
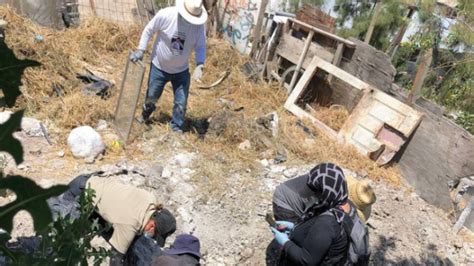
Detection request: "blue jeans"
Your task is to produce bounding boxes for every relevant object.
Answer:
[143,64,190,130]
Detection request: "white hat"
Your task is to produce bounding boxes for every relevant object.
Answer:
[176,0,208,25]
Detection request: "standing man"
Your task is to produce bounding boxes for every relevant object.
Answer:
[130,0,208,133]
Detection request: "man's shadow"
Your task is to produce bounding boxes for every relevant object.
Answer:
[0,34,41,107]
[149,112,210,138]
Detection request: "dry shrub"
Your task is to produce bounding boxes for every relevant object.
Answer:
[0,6,140,132]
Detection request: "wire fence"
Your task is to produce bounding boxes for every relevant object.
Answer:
[77,0,171,25]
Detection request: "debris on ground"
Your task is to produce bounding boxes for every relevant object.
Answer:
[67,126,105,162]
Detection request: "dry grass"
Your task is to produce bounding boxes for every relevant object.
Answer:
[1,6,401,189]
[308,105,349,132]
[1,6,140,131]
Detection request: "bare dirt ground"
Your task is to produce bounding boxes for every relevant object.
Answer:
[2,124,473,265]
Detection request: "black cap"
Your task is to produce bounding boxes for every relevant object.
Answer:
[153,208,176,247]
[164,234,201,259]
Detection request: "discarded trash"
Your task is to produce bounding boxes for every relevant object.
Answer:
[77,71,113,99]
[34,34,44,42]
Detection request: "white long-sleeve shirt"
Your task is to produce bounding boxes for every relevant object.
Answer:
[138,7,206,74]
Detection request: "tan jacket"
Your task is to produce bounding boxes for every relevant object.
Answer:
[86,176,156,254]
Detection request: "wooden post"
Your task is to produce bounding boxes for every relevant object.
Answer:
[288,30,315,93]
[407,48,433,105]
[364,1,382,44]
[328,42,345,83]
[387,7,416,59]
[89,0,97,16]
[250,0,269,58]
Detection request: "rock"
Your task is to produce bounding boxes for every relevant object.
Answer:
[270,165,286,173]
[260,159,270,167]
[146,164,164,179]
[0,111,12,124]
[181,168,193,175]
[273,150,287,164]
[84,156,95,164]
[21,117,44,137]
[283,168,299,178]
[37,179,55,188]
[96,120,108,131]
[17,163,30,171]
[29,147,42,156]
[51,160,66,170]
[162,167,172,178]
[238,140,251,150]
[67,126,105,160]
[260,149,274,159]
[173,153,194,167]
[57,150,65,157]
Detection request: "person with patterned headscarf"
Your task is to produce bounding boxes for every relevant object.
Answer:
[269,163,352,265]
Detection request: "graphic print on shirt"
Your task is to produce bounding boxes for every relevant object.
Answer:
[171,31,186,55]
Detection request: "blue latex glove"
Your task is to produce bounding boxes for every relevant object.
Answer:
[276,221,294,232]
[130,50,144,62]
[271,227,289,246]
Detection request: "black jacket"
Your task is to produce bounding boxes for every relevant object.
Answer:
[279,213,348,265]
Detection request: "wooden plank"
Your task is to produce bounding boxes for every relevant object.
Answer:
[288,31,315,92]
[89,0,97,16]
[284,56,320,109]
[276,33,334,68]
[399,106,474,211]
[250,0,268,58]
[407,48,433,105]
[339,37,396,92]
[296,4,336,33]
[284,56,338,139]
[328,42,344,83]
[312,57,368,90]
[364,1,382,44]
[290,18,356,48]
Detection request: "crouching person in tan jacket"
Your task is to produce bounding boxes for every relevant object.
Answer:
[61,172,177,266]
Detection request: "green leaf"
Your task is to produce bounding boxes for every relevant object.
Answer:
[0,110,24,165]
[0,42,41,107]
[0,176,67,234]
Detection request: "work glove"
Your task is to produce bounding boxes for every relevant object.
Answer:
[130,49,144,62]
[271,227,290,246]
[276,221,295,232]
[192,64,204,82]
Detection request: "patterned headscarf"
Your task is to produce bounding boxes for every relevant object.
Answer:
[304,163,348,223]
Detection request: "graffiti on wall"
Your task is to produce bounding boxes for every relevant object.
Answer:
[221,0,260,53]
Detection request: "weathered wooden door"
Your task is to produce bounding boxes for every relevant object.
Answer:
[339,88,423,165]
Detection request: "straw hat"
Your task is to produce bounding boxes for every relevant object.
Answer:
[176,0,208,25]
[346,175,376,222]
